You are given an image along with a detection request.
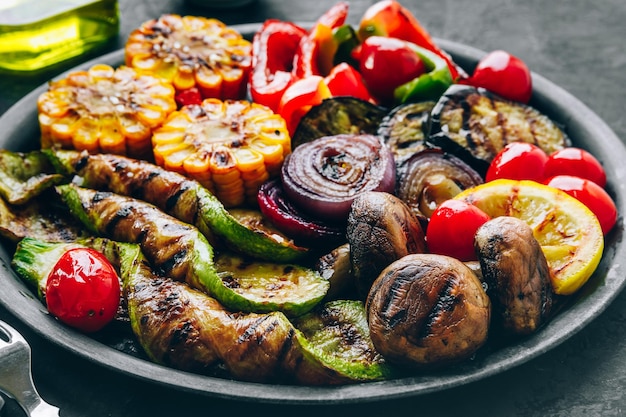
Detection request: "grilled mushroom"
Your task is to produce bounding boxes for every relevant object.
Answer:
[366,254,491,369]
[474,216,554,336]
[347,191,426,297]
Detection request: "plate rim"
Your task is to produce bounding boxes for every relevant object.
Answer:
[0,24,625,404]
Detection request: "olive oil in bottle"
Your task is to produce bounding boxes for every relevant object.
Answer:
[0,0,119,72]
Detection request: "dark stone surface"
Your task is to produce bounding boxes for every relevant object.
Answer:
[1,0,625,416]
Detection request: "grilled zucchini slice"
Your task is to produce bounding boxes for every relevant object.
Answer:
[56,184,323,315]
[292,300,395,382]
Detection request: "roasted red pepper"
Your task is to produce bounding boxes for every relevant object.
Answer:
[278,75,332,135]
[357,0,464,80]
[292,2,349,79]
[324,62,373,102]
[250,19,308,112]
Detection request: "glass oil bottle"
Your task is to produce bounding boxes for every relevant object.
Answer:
[0,0,119,72]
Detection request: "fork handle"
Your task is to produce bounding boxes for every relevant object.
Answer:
[0,322,60,417]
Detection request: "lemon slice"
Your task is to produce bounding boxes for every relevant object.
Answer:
[455,179,604,295]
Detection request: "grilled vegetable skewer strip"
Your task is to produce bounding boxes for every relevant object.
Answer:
[46,150,306,262]
[0,150,65,205]
[12,237,387,384]
[118,242,390,384]
[57,183,216,292]
[56,184,325,316]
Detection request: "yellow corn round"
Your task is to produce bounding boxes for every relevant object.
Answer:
[125,14,252,101]
[37,64,176,159]
[152,99,291,207]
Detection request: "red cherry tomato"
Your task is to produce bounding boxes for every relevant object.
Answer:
[544,175,617,235]
[544,147,607,188]
[426,199,491,261]
[174,87,202,108]
[46,248,121,333]
[486,142,549,182]
[462,50,532,103]
[355,36,427,104]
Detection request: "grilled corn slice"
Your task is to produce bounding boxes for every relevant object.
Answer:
[37,64,176,159]
[125,14,252,100]
[152,98,291,207]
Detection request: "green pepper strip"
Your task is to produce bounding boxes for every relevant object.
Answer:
[393,44,454,104]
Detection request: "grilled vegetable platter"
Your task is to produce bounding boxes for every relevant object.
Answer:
[0,0,625,403]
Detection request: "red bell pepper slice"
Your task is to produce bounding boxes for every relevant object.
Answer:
[250,19,308,112]
[324,62,373,102]
[292,2,349,79]
[278,75,332,136]
[357,0,465,80]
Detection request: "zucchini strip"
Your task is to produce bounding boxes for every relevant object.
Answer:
[55,184,325,316]
[45,150,306,262]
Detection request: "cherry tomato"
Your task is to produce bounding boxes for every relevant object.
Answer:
[426,199,491,261]
[324,62,373,102]
[486,142,548,182]
[46,248,121,333]
[544,175,617,235]
[174,87,202,108]
[278,75,332,135]
[462,50,532,103]
[355,36,427,104]
[544,147,607,188]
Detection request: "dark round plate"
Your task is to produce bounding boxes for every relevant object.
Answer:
[0,24,624,404]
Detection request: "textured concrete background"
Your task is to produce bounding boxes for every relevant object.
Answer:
[1,0,625,415]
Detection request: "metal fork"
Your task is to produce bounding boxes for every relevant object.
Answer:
[0,320,60,417]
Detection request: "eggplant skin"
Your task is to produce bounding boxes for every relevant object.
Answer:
[427,84,568,175]
[377,101,435,164]
[291,97,387,149]
[366,254,490,369]
[474,216,553,336]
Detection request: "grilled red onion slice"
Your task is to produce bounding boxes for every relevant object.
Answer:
[281,134,396,221]
[257,179,345,244]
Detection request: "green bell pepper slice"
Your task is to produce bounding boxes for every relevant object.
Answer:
[393,44,454,104]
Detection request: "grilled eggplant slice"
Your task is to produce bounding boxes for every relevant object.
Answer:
[377,101,435,164]
[0,150,64,205]
[45,149,306,262]
[56,184,325,316]
[396,148,483,220]
[427,84,569,175]
[290,97,387,149]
